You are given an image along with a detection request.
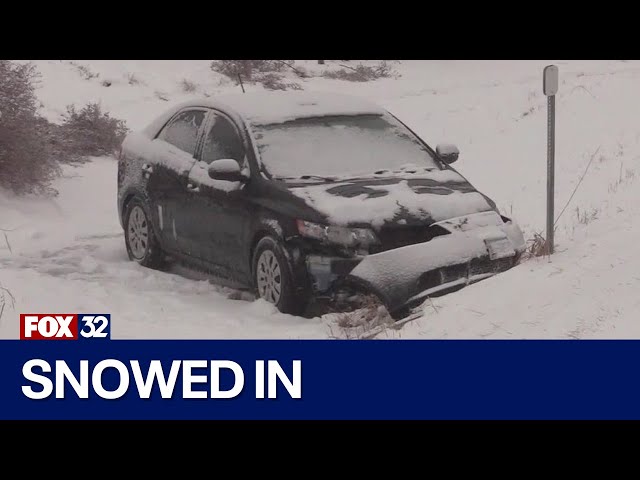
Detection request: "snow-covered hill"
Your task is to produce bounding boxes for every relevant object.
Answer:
[1,60,639,339]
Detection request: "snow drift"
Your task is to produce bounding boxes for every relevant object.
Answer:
[2,60,640,339]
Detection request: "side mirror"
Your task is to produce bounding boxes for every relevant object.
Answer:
[208,159,245,182]
[436,144,460,164]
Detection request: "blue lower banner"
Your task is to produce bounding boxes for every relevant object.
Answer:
[1,339,639,420]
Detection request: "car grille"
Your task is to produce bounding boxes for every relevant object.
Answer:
[417,256,515,293]
[469,256,514,276]
[373,224,450,253]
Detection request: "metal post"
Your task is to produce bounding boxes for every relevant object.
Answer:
[546,94,555,255]
[543,64,558,256]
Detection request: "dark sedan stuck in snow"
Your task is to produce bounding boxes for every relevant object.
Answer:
[117,91,525,318]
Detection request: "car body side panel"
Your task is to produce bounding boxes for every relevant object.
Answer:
[120,132,199,254]
[183,180,254,284]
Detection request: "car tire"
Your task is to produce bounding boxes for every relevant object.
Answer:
[252,236,307,316]
[124,198,164,269]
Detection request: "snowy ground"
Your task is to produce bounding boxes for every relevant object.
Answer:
[1,60,639,339]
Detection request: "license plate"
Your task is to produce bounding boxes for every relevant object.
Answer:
[484,237,515,260]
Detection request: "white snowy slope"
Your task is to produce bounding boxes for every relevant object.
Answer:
[1,60,639,339]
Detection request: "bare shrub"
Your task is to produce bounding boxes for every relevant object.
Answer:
[1,62,129,195]
[554,146,600,228]
[328,295,395,338]
[211,60,287,80]
[520,106,535,118]
[626,168,636,181]
[210,60,302,90]
[323,61,399,82]
[609,164,637,193]
[2,231,11,253]
[180,79,198,93]
[522,232,549,259]
[0,61,60,195]
[34,116,76,164]
[126,73,141,85]
[575,206,599,225]
[59,102,129,158]
[254,72,301,91]
[69,61,99,80]
[154,91,169,101]
[258,73,303,91]
[0,282,16,322]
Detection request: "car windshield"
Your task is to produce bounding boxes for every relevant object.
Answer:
[251,114,440,179]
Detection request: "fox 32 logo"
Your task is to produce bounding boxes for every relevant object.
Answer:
[20,314,111,340]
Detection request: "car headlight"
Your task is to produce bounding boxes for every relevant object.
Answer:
[296,220,379,248]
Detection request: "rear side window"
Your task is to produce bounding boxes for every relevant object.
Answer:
[157,109,206,156]
[201,112,245,165]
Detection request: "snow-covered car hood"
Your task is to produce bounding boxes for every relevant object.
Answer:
[285,169,497,229]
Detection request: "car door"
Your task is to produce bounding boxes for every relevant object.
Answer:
[184,109,253,282]
[146,108,207,255]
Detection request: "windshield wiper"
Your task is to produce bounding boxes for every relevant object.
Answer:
[300,174,337,182]
[277,174,337,182]
[372,166,436,175]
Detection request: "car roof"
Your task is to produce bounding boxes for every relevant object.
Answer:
[141,91,386,138]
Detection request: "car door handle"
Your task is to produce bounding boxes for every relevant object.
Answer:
[142,163,154,174]
[187,183,200,193]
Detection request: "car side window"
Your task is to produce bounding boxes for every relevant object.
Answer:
[157,109,206,156]
[201,112,246,165]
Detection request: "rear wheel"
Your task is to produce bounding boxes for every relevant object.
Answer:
[252,236,308,316]
[124,198,164,269]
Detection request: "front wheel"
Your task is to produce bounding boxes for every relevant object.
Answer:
[252,236,308,316]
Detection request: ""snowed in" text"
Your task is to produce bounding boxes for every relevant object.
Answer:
[21,359,302,400]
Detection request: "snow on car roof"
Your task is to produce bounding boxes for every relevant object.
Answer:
[215,91,386,125]
[141,91,386,137]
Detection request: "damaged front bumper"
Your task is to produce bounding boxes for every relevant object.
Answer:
[305,211,526,317]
